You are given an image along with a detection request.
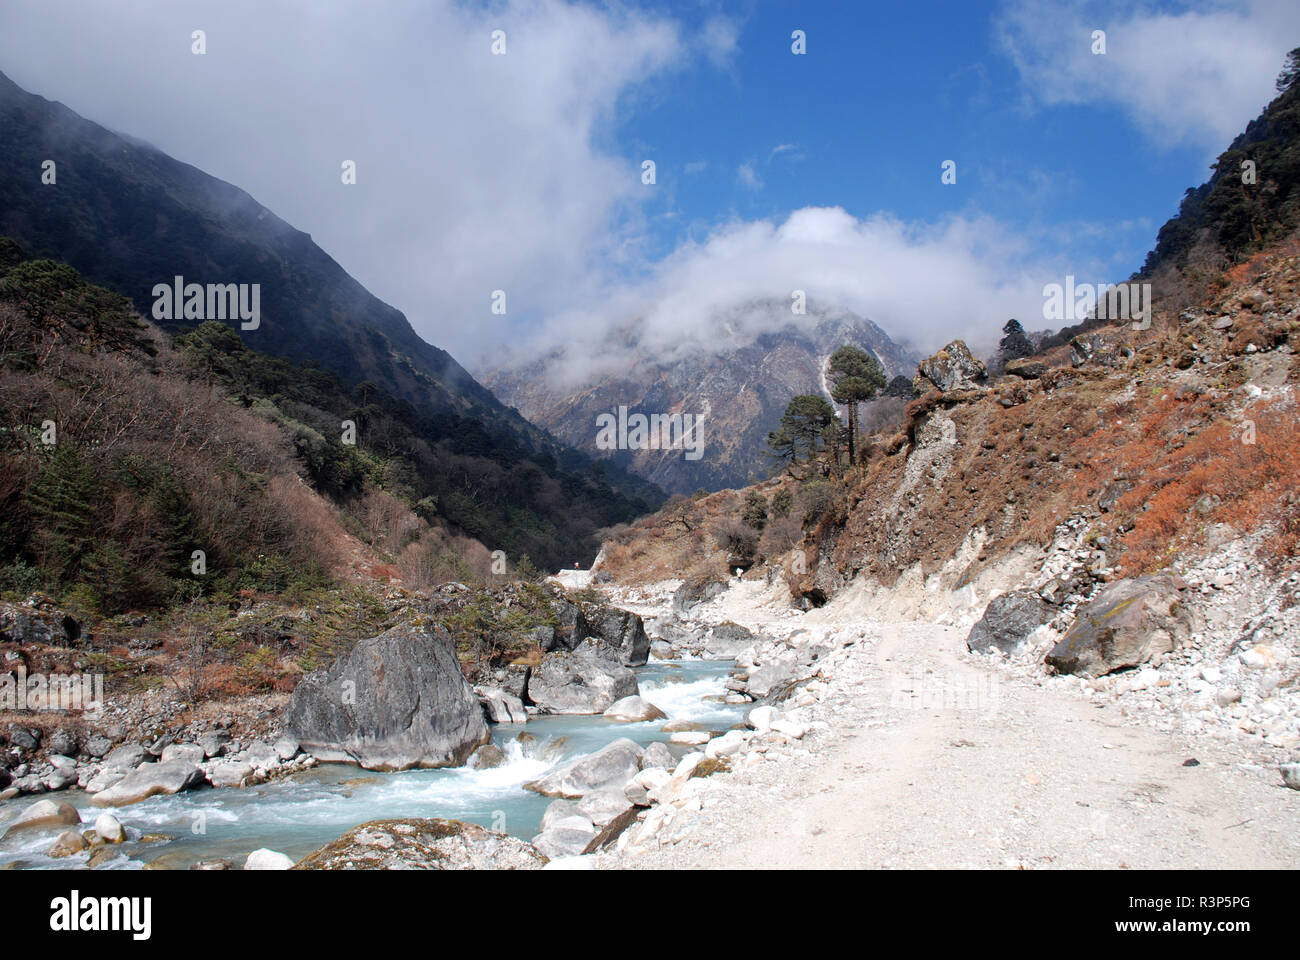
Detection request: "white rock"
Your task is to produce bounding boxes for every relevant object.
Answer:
[746,705,780,732]
[244,848,295,870]
[93,812,125,843]
[770,718,807,739]
[1216,686,1243,707]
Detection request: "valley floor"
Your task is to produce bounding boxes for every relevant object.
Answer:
[598,597,1299,870]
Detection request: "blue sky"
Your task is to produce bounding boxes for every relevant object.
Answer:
[1,0,1297,366]
[622,0,1265,275]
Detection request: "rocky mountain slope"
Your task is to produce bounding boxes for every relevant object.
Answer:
[0,72,663,570]
[482,301,917,495]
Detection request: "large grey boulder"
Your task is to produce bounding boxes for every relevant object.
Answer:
[1046,576,1192,677]
[285,622,489,771]
[585,606,650,666]
[548,595,649,666]
[966,590,1055,654]
[913,340,988,393]
[526,640,638,714]
[672,578,727,615]
[293,818,546,870]
[91,759,206,807]
[525,738,644,799]
[703,621,759,660]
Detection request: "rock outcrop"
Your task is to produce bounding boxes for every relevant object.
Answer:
[293,818,547,870]
[913,340,987,393]
[285,622,489,771]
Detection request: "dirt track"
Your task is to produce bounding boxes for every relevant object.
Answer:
[605,612,1299,870]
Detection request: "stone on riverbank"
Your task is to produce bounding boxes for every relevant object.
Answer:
[285,622,488,771]
[91,759,206,807]
[2,798,80,836]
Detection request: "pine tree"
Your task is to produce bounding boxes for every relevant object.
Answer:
[779,395,837,463]
[998,319,1034,367]
[26,444,97,581]
[826,346,885,465]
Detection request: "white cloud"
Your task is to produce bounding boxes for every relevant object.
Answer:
[998,0,1300,151]
[737,161,763,190]
[0,0,686,363]
[522,206,1080,387]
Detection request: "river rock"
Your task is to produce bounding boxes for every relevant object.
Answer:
[576,786,636,827]
[532,816,599,859]
[603,695,667,723]
[273,737,300,761]
[1281,764,1300,790]
[587,606,650,666]
[93,812,125,843]
[640,741,674,770]
[293,818,546,870]
[206,760,253,788]
[102,744,146,771]
[47,730,77,757]
[84,769,125,794]
[199,731,229,759]
[746,705,779,732]
[966,590,1055,655]
[44,755,77,790]
[468,744,506,770]
[285,621,489,771]
[244,848,295,870]
[527,641,638,714]
[650,640,680,660]
[624,767,671,806]
[475,685,527,724]
[82,734,113,759]
[91,760,206,807]
[160,743,205,765]
[2,798,80,836]
[525,738,643,798]
[1046,575,1193,677]
[47,829,89,857]
[669,730,709,746]
[744,654,800,699]
[540,799,582,832]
